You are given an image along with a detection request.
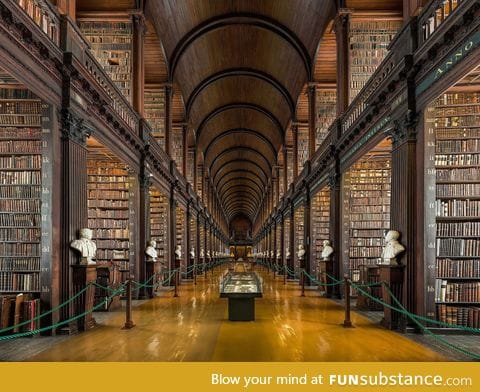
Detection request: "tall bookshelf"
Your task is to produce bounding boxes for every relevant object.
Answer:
[86,156,132,279]
[287,147,294,185]
[298,126,309,173]
[0,85,44,333]
[279,165,284,200]
[144,88,165,149]
[311,187,330,277]
[190,215,197,262]
[316,89,336,149]
[78,20,133,103]
[149,187,168,267]
[196,165,203,200]
[172,126,183,173]
[348,18,402,103]
[294,206,304,272]
[342,154,391,294]
[284,216,290,261]
[199,222,205,259]
[425,91,480,329]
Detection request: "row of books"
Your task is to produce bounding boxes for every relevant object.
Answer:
[88,37,132,44]
[78,21,132,34]
[0,228,40,242]
[88,190,129,199]
[435,199,480,217]
[95,249,129,260]
[436,93,480,105]
[349,247,382,258]
[434,106,480,116]
[349,212,390,221]
[0,272,40,292]
[350,184,391,191]
[435,115,480,127]
[350,229,386,238]
[0,213,39,227]
[87,199,129,208]
[87,209,129,219]
[88,219,128,229]
[436,183,480,197]
[0,155,41,169]
[350,205,390,213]
[93,228,130,242]
[0,294,40,333]
[436,238,480,257]
[435,280,480,303]
[437,305,480,328]
[0,171,41,185]
[0,258,40,271]
[350,196,391,205]
[436,258,480,278]
[436,168,479,182]
[0,140,41,153]
[94,240,129,249]
[0,101,41,114]
[349,258,380,270]
[0,115,40,126]
[435,140,479,153]
[437,222,480,237]
[0,185,41,198]
[88,175,130,183]
[349,171,391,179]
[0,199,40,211]
[0,243,40,256]
[435,153,480,167]
[350,238,383,246]
[0,127,40,139]
[436,128,479,139]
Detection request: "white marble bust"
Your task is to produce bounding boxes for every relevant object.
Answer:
[297,244,305,261]
[145,240,158,262]
[276,250,281,260]
[285,247,291,259]
[175,245,182,260]
[200,248,205,259]
[321,240,334,261]
[381,230,405,265]
[270,250,274,258]
[207,250,211,259]
[70,228,97,265]
[190,247,195,258]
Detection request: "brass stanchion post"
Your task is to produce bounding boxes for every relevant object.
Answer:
[122,278,135,329]
[174,270,179,297]
[343,274,353,328]
[301,269,305,297]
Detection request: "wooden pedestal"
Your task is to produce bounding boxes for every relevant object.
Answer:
[380,265,405,330]
[72,265,97,331]
[146,262,155,298]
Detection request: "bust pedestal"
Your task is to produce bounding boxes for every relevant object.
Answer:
[72,264,97,331]
[380,264,405,330]
[145,261,155,298]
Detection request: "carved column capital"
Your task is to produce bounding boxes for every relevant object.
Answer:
[389,110,419,145]
[60,109,91,145]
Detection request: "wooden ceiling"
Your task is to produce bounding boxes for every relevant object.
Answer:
[146,0,336,222]
[76,0,403,225]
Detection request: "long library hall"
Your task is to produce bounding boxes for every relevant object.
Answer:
[0,0,480,362]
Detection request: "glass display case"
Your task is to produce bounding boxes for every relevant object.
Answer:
[219,272,263,321]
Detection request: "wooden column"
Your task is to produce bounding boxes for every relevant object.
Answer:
[288,201,295,274]
[193,149,197,197]
[303,189,312,285]
[334,10,350,115]
[59,110,89,334]
[186,202,191,274]
[390,113,420,328]
[169,185,177,274]
[329,169,342,298]
[137,168,150,298]
[132,11,145,117]
[280,215,285,274]
[276,167,280,205]
[308,83,317,158]
[164,84,172,156]
[283,146,288,193]
[182,123,187,177]
[292,124,299,178]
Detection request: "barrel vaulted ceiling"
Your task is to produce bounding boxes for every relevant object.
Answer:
[146,0,336,223]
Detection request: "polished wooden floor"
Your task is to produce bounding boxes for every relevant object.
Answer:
[29,266,445,361]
